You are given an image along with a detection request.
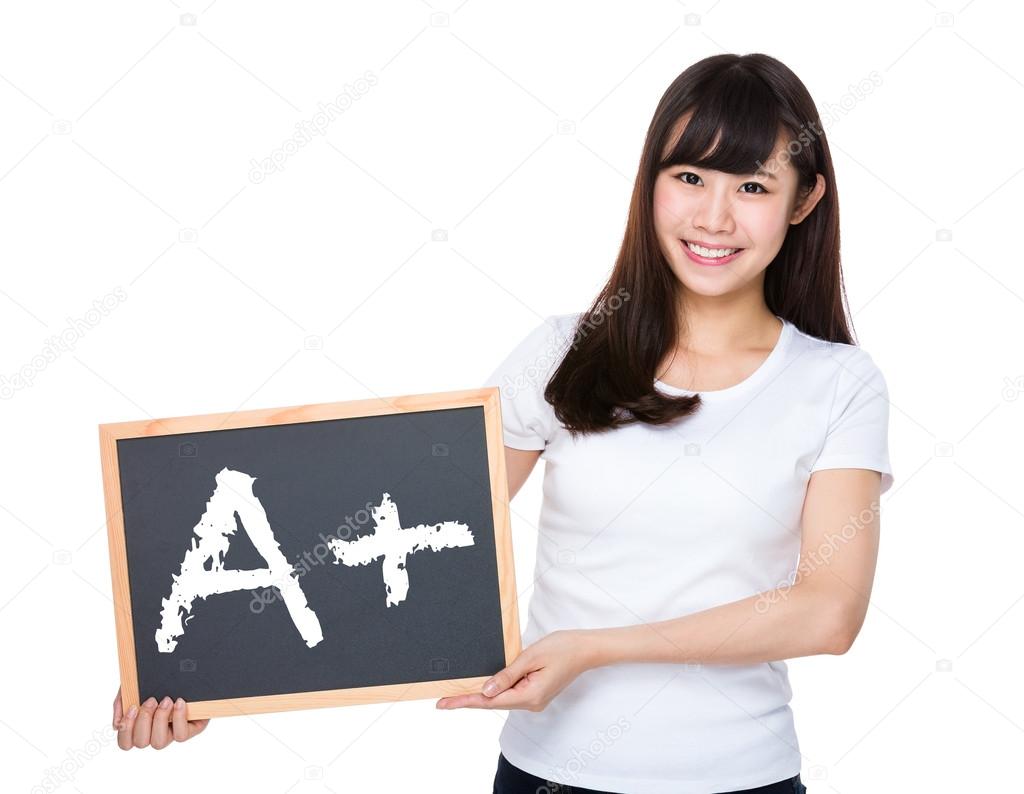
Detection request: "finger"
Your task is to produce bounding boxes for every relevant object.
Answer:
[171,698,190,742]
[438,687,533,710]
[150,697,174,749]
[484,676,546,710]
[133,697,158,748]
[188,718,210,740]
[112,689,123,730]
[437,693,490,709]
[440,673,538,710]
[439,692,510,709]
[117,704,139,751]
[481,651,535,697]
[171,700,211,742]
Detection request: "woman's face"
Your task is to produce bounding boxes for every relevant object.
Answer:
[652,131,825,300]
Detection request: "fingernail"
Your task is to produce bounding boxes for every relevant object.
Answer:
[159,696,172,709]
[174,698,184,711]
[483,680,498,696]
[127,705,138,718]
[144,697,157,708]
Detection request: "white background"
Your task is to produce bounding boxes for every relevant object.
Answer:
[2,0,1020,792]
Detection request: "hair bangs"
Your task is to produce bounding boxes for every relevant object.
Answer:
[659,78,784,176]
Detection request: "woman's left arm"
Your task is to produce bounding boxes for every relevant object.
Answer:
[436,467,882,711]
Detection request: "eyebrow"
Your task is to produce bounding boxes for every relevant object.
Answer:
[671,164,780,181]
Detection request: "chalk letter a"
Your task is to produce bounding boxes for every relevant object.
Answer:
[155,467,323,652]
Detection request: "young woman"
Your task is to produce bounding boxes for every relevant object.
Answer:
[112,52,892,794]
[432,53,893,793]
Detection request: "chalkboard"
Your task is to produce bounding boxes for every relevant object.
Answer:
[99,389,521,720]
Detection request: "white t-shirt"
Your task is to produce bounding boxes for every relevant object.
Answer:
[482,311,894,794]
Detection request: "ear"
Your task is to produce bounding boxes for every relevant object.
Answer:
[790,173,826,225]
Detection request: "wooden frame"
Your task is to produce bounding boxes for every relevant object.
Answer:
[99,387,521,720]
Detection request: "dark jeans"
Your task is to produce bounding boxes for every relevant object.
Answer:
[493,752,807,794]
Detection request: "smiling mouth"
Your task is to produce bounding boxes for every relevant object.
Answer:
[681,239,744,257]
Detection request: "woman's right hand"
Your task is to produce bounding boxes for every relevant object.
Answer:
[113,686,210,750]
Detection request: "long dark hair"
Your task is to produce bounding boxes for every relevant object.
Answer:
[546,53,853,438]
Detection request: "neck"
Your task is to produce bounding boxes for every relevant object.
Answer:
[675,292,781,355]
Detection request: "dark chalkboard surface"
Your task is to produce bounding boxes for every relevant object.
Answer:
[100,389,520,719]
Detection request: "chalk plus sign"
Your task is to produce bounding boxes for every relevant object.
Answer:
[328,492,474,607]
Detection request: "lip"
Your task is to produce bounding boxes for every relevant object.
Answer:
[680,238,745,267]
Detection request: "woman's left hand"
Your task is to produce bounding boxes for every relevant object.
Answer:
[435,629,596,712]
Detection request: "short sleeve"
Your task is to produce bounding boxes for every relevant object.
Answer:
[481,315,572,451]
[810,348,895,495]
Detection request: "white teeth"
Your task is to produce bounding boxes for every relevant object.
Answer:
[685,241,740,258]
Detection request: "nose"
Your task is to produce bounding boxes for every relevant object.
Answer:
[691,186,735,236]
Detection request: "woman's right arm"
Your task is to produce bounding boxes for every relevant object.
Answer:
[505,446,541,501]
[113,686,209,750]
